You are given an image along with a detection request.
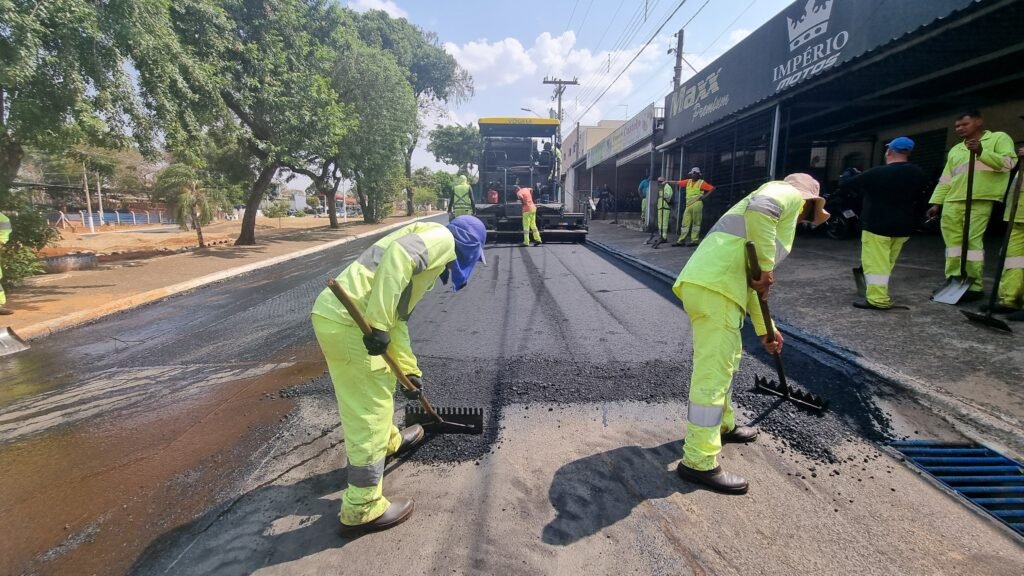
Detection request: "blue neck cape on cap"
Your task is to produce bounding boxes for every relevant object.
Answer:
[443,216,487,291]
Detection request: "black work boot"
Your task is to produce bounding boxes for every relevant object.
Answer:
[389,424,424,460]
[721,425,759,444]
[339,498,415,538]
[677,464,749,494]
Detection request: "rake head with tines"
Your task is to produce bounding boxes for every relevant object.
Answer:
[405,405,484,435]
[754,375,828,412]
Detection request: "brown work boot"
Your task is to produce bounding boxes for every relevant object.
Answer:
[721,425,758,444]
[338,498,415,538]
[677,464,748,494]
[0,307,12,316]
[394,424,424,457]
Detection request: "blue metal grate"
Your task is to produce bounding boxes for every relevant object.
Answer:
[890,440,1024,537]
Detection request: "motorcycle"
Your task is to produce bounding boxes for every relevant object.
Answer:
[823,168,862,240]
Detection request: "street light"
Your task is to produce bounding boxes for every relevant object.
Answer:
[520,107,543,118]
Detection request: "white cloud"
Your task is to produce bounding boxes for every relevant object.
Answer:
[443,38,536,90]
[728,28,753,45]
[347,0,407,19]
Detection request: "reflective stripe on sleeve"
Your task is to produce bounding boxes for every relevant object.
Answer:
[347,458,385,487]
[356,244,386,271]
[775,239,790,265]
[0,221,11,230]
[687,403,724,428]
[708,214,746,238]
[864,273,890,286]
[397,283,414,321]
[395,234,430,273]
[746,195,783,219]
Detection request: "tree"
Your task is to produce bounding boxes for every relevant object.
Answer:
[0,0,221,207]
[333,39,417,223]
[427,124,482,176]
[170,0,353,245]
[353,10,472,215]
[155,164,221,248]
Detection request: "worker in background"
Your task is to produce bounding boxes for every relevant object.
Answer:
[842,137,929,310]
[672,167,716,246]
[539,142,555,182]
[0,210,11,315]
[652,176,673,249]
[516,185,542,247]
[310,216,487,537]
[673,174,829,493]
[926,109,1015,301]
[448,174,475,221]
[553,144,562,187]
[486,182,500,204]
[993,142,1024,321]
[639,176,650,232]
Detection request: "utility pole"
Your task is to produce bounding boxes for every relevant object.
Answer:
[543,76,578,146]
[671,29,685,89]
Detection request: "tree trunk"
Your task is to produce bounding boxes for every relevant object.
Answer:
[0,134,23,206]
[325,184,338,229]
[404,140,416,216]
[192,197,206,248]
[235,163,278,246]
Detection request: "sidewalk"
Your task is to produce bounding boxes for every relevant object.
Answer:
[3,214,438,340]
[587,220,1024,458]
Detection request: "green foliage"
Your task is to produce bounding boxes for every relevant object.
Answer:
[0,203,57,286]
[427,124,481,175]
[155,163,224,248]
[264,202,290,218]
[306,196,321,210]
[0,244,44,288]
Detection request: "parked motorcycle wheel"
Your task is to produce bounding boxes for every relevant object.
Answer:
[825,216,851,240]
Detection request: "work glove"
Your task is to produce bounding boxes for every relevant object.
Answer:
[363,328,391,356]
[402,374,423,400]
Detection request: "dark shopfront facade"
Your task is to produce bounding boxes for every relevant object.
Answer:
[659,0,1024,228]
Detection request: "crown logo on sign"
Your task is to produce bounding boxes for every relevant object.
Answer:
[787,0,833,51]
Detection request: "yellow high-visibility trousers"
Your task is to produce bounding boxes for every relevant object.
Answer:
[679,283,742,471]
[641,197,648,227]
[658,207,671,240]
[678,200,703,243]
[940,200,994,292]
[861,230,908,308]
[0,254,6,306]
[522,211,541,244]
[998,223,1024,309]
[311,315,404,526]
[451,207,473,217]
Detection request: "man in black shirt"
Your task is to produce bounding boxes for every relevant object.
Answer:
[842,136,929,309]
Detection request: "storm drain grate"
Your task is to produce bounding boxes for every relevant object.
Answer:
[889,440,1024,537]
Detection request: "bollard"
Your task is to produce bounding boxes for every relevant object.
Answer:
[130,210,137,225]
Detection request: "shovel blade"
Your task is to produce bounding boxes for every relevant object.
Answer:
[404,405,484,435]
[961,310,1012,333]
[932,276,974,305]
[852,267,866,298]
[0,327,29,357]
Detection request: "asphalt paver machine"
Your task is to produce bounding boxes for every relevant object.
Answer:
[474,117,588,242]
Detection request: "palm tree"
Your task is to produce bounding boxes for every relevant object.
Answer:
[155,164,219,248]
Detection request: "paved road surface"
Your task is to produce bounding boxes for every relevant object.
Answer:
[1,217,1021,575]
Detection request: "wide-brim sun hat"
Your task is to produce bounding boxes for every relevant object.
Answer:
[784,173,830,226]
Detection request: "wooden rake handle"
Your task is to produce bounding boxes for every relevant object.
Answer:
[326,279,443,423]
[745,242,776,343]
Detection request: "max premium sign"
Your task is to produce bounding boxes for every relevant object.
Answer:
[662,0,976,141]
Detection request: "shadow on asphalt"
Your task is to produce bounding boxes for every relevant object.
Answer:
[542,440,696,546]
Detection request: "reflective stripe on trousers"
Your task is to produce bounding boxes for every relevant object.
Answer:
[997,223,1024,308]
[939,200,994,292]
[861,230,908,308]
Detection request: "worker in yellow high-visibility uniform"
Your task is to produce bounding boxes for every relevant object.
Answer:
[672,167,715,246]
[448,175,475,220]
[927,110,1015,301]
[310,216,487,536]
[996,143,1024,322]
[0,211,11,315]
[651,177,673,249]
[672,174,829,494]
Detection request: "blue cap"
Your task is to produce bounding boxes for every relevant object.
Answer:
[885,137,914,153]
[444,216,487,292]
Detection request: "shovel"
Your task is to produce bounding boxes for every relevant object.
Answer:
[327,279,483,434]
[852,266,867,298]
[933,151,978,305]
[962,160,1023,332]
[0,326,29,357]
[746,242,828,411]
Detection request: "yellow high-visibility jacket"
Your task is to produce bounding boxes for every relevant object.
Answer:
[311,222,456,374]
[673,181,805,334]
[929,130,1015,204]
[451,175,474,211]
[0,212,11,244]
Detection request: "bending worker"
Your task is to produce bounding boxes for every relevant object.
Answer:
[672,174,828,493]
[310,216,487,536]
[672,167,716,247]
[926,109,1015,301]
[0,210,10,315]
[842,137,929,310]
[652,176,673,249]
[516,185,542,247]
[448,174,475,220]
[993,142,1024,322]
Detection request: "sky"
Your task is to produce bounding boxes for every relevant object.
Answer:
[344,0,796,175]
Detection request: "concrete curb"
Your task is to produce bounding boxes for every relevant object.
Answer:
[17,215,439,341]
[586,236,1024,456]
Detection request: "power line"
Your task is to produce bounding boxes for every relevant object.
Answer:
[698,0,756,58]
[571,0,691,125]
[573,1,660,107]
